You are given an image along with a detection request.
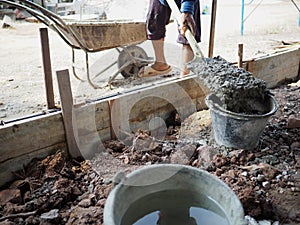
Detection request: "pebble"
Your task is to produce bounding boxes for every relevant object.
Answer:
[276,174,282,180]
[258,220,271,225]
[262,181,271,189]
[257,174,265,182]
[256,189,265,196]
[78,198,91,208]
[245,215,259,225]
[287,115,300,128]
[291,187,300,192]
[40,209,59,220]
[241,171,248,177]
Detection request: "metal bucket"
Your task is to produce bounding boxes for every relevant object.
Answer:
[104,164,246,225]
[205,93,278,149]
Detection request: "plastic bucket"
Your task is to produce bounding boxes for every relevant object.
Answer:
[205,93,278,149]
[104,164,246,225]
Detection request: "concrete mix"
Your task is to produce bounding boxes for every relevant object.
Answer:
[188,56,270,114]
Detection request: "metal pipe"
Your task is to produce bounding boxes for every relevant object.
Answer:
[241,0,245,35]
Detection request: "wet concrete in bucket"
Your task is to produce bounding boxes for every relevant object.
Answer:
[188,56,269,114]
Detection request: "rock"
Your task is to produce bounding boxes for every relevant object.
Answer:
[40,209,60,221]
[241,171,248,177]
[227,170,236,179]
[197,145,218,168]
[287,115,300,128]
[262,181,271,189]
[228,149,246,158]
[42,151,66,176]
[171,144,196,164]
[257,174,265,182]
[241,163,279,179]
[290,142,300,150]
[72,186,83,196]
[0,189,22,206]
[245,215,259,225]
[212,154,228,168]
[25,215,40,224]
[105,140,126,152]
[66,206,102,224]
[78,198,91,208]
[258,220,271,225]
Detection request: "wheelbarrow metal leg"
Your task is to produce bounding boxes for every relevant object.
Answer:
[92,61,118,80]
[72,48,85,82]
[85,51,104,89]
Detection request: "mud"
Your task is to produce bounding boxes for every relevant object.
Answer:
[189,56,269,114]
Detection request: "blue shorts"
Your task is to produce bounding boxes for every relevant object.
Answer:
[146,0,201,44]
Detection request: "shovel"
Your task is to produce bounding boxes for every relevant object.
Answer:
[165,0,206,63]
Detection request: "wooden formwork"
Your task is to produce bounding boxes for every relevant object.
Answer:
[0,46,299,187]
[245,47,300,88]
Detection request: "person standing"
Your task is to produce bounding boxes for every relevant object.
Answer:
[138,0,201,77]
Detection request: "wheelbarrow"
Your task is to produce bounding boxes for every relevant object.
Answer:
[0,0,153,88]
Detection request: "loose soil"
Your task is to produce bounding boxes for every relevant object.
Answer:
[0,81,299,225]
[0,0,299,121]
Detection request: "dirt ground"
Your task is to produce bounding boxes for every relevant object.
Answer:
[0,81,299,224]
[0,0,299,121]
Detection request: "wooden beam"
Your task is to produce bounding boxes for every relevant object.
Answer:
[238,43,244,68]
[40,28,55,109]
[0,112,65,163]
[56,69,82,158]
[247,47,300,88]
[208,0,217,58]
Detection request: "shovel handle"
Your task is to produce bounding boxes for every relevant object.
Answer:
[185,29,205,59]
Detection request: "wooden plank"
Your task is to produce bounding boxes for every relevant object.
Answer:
[110,78,206,138]
[74,101,111,136]
[56,69,82,158]
[0,112,65,163]
[247,47,300,88]
[40,28,55,109]
[72,101,111,158]
[238,43,243,68]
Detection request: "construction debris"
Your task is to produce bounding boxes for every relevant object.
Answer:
[0,82,299,224]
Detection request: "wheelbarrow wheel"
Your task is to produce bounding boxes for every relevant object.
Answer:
[117,45,149,78]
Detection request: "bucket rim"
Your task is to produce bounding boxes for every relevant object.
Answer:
[104,164,246,225]
[205,93,279,120]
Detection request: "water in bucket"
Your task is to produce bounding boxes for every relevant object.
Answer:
[121,189,229,225]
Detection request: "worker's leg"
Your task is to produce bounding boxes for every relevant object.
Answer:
[138,0,172,77]
[151,38,170,71]
[177,0,201,75]
[181,44,194,75]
